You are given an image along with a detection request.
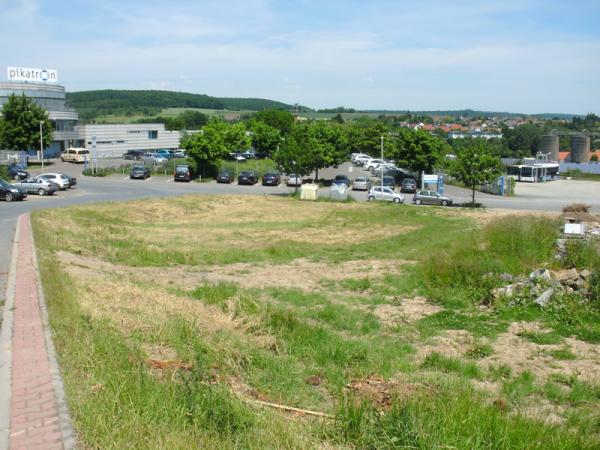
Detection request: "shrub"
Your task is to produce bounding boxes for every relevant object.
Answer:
[590,270,600,308]
[562,203,591,214]
[0,165,9,180]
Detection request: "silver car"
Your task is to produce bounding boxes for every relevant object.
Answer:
[12,177,60,196]
[286,173,303,187]
[368,186,404,204]
[352,176,372,191]
[37,173,70,190]
[412,190,453,206]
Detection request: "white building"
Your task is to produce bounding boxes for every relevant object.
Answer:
[80,123,183,158]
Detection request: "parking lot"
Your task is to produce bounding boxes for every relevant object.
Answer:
[1,157,597,213]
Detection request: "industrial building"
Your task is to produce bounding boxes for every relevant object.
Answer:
[0,81,80,157]
[80,124,183,158]
[1,67,184,159]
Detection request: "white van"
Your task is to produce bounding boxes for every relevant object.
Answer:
[61,148,90,163]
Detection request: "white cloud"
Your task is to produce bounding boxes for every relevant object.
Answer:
[1,0,598,114]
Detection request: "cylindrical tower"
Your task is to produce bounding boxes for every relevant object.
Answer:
[570,135,591,163]
[540,134,560,161]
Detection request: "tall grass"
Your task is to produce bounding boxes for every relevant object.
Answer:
[421,216,560,307]
[328,384,594,449]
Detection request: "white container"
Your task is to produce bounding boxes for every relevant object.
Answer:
[300,184,319,200]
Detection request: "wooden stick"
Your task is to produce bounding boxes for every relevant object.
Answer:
[245,398,334,418]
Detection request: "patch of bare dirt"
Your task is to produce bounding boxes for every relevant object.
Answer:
[471,380,501,396]
[372,296,443,327]
[479,322,600,384]
[516,398,567,426]
[58,251,411,291]
[442,208,559,224]
[415,330,475,363]
[344,375,417,408]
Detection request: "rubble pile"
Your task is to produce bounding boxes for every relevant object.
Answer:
[492,217,598,308]
[492,268,594,307]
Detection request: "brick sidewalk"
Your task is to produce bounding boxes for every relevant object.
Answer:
[6,215,74,450]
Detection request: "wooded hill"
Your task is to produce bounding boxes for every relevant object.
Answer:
[65,90,299,120]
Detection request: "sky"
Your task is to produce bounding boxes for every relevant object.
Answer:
[1,0,599,114]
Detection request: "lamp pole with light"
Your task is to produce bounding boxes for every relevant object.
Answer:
[39,121,44,171]
[380,136,384,189]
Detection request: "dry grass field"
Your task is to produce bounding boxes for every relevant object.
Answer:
[32,195,600,449]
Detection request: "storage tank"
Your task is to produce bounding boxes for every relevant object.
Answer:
[540,134,560,161]
[570,135,591,163]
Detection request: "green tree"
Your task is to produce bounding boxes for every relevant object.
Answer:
[345,119,388,155]
[178,110,209,129]
[0,94,53,152]
[449,139,503,205]
[273,124,317,179]
[181,118,229,178]
[253,109,295,136]
[502,123,544,156]
[249,121,281,157]
[392,128,447,175]
[224,122,250,152]
[310,121,348,181]
[330,113,345,124]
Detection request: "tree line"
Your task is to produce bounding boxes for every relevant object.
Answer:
[182,109,502,201]
[66,90,298,121]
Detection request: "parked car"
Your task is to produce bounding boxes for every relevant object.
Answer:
[370,162,396,174]
[7,164,29,180]
[0,178,27,201]
[412,190,453,206]
[286,173,303,187]
[352,176,372,191]
[38,173,72,190]
[385,168,416,185]
[173,150,187,158]
[216,169,234,184]
[65,174,77,188]
[12,177,60,196]
[241,150,256,160]
[364,159,384,171]
[143,153,168,164]
[230,152,246,161]
[174,164,192,182]
[352,153,371,164]
[380,176,396,188]
[262,172,281,186]
[238,170,258,185]
[123,150,145,160]
[332,174,350,188]
[157,149,174,159]
[367,186,405,204]
[354,154,372,166]
[61,148,89,163]
[400,178,417,193]
[130,165,151,179]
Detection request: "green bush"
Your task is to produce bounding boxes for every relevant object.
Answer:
[0,165,9,180]
[589,270,600,308]
[563,239,600,270]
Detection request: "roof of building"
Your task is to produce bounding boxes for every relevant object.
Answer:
[559,150,600,162]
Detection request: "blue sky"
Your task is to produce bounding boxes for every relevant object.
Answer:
[1,0,599,114]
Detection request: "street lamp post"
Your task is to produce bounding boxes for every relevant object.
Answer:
[39,121,44,171]
[292,160,298,194]
[380,136,384,188]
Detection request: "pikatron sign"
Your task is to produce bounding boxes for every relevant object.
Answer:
[7,67,58,83]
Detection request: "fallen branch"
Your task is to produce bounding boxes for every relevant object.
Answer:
[245,398,334,419]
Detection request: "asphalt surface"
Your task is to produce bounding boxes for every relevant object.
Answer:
[1,159,599,325]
